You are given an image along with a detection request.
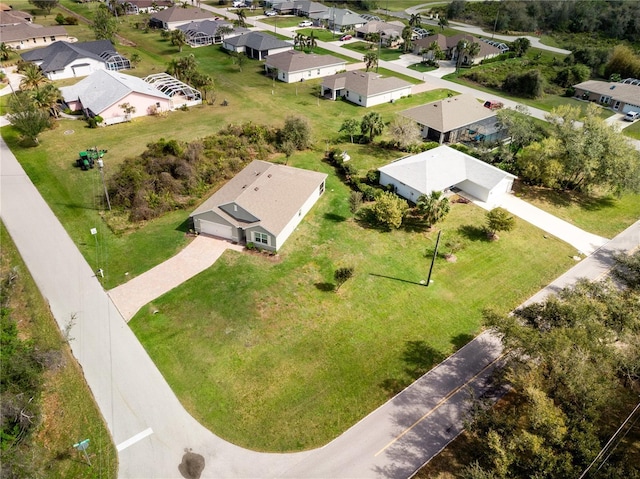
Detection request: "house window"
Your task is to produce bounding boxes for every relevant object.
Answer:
[254,232,268,244]
[51,36,56,41]
[319,181,325,195]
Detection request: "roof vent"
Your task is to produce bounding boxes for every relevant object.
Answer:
[268,174,272,178]
[254,187,259,191]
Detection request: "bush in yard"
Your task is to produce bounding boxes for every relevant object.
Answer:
[278,115,311,150]
[485,207,515,239]
[334,266,354,291]
[502,69,545,98]
[349,191,363,213]
[371,191,409,230]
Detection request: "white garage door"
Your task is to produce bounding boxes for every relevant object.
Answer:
[199,220,233,239]
[622,103,640,114]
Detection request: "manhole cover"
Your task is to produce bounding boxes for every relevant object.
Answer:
[64,130,74,135]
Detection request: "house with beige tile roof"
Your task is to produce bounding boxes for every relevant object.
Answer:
[379,145,516,205]
[149,6,213,30]
[413,33,501,65]
[321,71,412,107]
[190,160,327,252]
[400,94,503,144]
[572,80,640,114]
[355,20,404,46]
[1,23,71,50]
[264,50,346,83]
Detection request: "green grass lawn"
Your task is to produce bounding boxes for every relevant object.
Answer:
[259,16,304,28]
[623,120,640,140]
[342,41,404,61]
[1,224,118,478]
[297,27,339,43]
[130,166,577,451]
[512,184,640,238]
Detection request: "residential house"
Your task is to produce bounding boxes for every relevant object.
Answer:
[0,8,32,25]
[149,6,213,30]
[572,79,640,114]
[176,20,246,47]
[20,40,130,80]
[321,70,412,107]
[400,94,502,144]
[310,8,368,31]
[379,145,516,205]
[267,0,327,16]
[223,31,292,60]
[413,33,501,65]
[0,23,71,50]
[190,160,327,252]
[115,0,173,15]
[264,50,346,83]
[355,20,404,46]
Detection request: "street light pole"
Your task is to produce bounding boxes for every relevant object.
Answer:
[97,158,111,211]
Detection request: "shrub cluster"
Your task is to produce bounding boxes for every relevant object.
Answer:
[108,122,278,222]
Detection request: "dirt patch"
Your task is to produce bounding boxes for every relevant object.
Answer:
[178,450,205,479]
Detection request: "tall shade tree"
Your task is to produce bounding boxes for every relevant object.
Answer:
[170,29,187,52]
[7,94,52,145]
[388,115,421,150]
[339,118,359,143]
[360,111,384,143]
[518,103,640,194]
[495,105,540,153]
[92,4,118,41]
[0,42,12,61]
[416,191,450,227]
[363,51,378,72]
[28,0,59,15]
[19,63,48,91]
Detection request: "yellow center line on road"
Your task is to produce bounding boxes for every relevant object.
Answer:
[373,352,506,457]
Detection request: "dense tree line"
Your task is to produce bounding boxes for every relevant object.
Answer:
[463,250,640,478]
[108,119,311,222]
[445,0,640,42]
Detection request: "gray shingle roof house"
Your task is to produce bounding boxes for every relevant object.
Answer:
[379,145,516,205]
[310,7,368,31]
[264,50,346,83]
[60,70,173,125]
[355,20,404,46]
[572,80,640,114]
[414,33,501,65]
[0,23,70,50]
[223,32,292,60]
[20,40,130,80]
[190,160,327,252]
[400,94,502,144]
[176,19,247,46]
[149,6,213,30]
[321,71,412,107]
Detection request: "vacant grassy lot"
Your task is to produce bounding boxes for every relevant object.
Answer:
[1,224,118,478]
[342,41,404,61]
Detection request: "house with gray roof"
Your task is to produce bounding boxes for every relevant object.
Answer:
[223,31,292,60]
[379,145,516,205]
[270,0,327,16]
[264,50,346,83]
[310,7,367,31]
[400,94,502,144]
[413,33,501,65]
[115,0,172,15]
[20,40,130,80]
[0,8,32,25]
[0,23,71,50]
[321,70,412,107]
[355,20,404,46]
[149,6,213,30]
[572,80,640,115]
[190,160,327,252]
[176,19,246,47]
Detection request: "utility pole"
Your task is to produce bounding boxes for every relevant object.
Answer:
[426,230,442,287]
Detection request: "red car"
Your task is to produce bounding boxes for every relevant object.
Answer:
[484,100,504,110]
[340,34,352,41]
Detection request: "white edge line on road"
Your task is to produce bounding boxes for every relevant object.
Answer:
[116,427,154,452]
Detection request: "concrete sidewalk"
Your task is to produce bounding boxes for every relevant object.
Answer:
[108,235,243,321]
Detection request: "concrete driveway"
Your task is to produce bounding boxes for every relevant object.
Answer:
[108,235,243,321]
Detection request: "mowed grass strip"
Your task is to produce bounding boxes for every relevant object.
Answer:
[130,172,577,451]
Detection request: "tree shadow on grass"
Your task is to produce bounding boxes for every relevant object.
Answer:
[324,212,347,222]
[450,332,476,351]
[315,282,335,292]
[457,224,489,242]
[380,340,446,397]
[513,183,618,211]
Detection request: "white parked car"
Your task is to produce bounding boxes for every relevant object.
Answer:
[298,20,313,27]
[623,111,640,122]
[264,10,277,16]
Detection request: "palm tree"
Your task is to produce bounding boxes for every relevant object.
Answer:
[294,33,306,51]
[360,111,384,143]
[305,30,317,52]
[217,25,233,41]
[19,63,48,91]
[170,29,187,52]
[401,25,413,53]
[455,39,468,72]
[409,13,421,28]
[30,83,62,118]
[466,41,481,65]
[363,52,378,72]
[416,191,450,227]
[438,16,448,31]
[236,8,247,27]
[0,42,12,61]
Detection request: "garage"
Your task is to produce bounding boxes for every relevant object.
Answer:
[198,220,233,239]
